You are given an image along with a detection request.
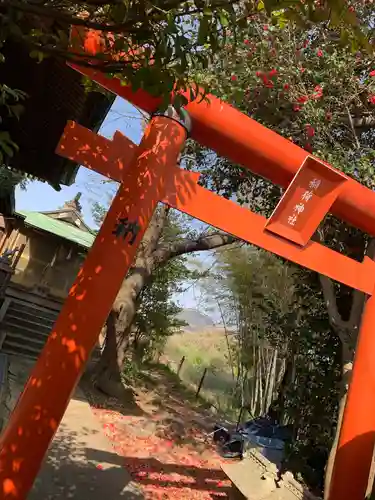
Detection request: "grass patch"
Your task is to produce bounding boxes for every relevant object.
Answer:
[163,329,238,417]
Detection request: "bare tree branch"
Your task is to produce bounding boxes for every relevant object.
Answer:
[154,232,237,264]
[319,275,346,330]
[139,205,170,259]
[346,105,361,149]
[351,114,375,129]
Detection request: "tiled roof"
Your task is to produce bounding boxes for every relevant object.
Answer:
[17,210,95,249]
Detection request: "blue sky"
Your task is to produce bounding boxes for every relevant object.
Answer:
[15,96,211,314]
[16,97,144,227]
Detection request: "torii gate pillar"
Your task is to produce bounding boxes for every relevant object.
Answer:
[0,113,187,499]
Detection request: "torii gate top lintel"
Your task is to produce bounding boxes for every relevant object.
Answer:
[69,58,375,239]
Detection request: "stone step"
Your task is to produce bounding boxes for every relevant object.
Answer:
[2,330,46,347]
[8,302,59,323]
[4,313,53,335]
[2,319,51,340]
[2,339,39,359]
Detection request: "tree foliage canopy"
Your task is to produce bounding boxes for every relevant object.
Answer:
[187,4,375,206]
[0,0,373,104]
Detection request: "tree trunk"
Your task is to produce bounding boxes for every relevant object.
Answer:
[93,205,237,398]
[93,208,169,396]
[94,308,129,398]
[94,266,153,397]
[267,350,295,423]
[264,348,278,416]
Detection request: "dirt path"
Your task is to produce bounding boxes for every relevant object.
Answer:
[5,355,142,499]
[82,364,232,500]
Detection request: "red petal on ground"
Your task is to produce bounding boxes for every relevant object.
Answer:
[86,371,230,499]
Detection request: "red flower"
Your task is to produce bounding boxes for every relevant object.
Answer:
[283,83,290,90]
[261,74,273,88]
[263,25,269,31]
[369,95,375,105]
[269,68,278,77]
[312,85,323,100]
[244,39,250,45]
[293,105,301,112]
[256,71,262,77]
[370,70,375,77]
[297,95,309,103]
[231,75,237,81]
[317,49,323,57]
[348,5,355,11]
[305,124,315,137]
[300,67,306,73]
[96,464,104,470]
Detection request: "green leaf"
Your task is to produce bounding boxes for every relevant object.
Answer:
[56,30,69,46]
[198,16,209,46]
[111,3,127,23]
[173,93,189,110]
[29,50,45,63]
[166,11,178,34]
[8,103,24,119]
[219,10,229,27]
[9,23,23,38]
[0,141,14,157]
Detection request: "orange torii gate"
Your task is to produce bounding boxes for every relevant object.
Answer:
[1,48,375,500]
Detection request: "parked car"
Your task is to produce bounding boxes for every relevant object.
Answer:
[213,416,292,467]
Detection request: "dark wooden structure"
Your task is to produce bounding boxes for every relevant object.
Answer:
[0,39,114,189]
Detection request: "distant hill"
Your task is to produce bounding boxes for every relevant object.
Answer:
[177,308,215,332]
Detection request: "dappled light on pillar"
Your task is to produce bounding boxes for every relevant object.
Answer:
[0,115,187,499]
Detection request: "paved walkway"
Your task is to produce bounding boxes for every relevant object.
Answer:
[6,356,143,500]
